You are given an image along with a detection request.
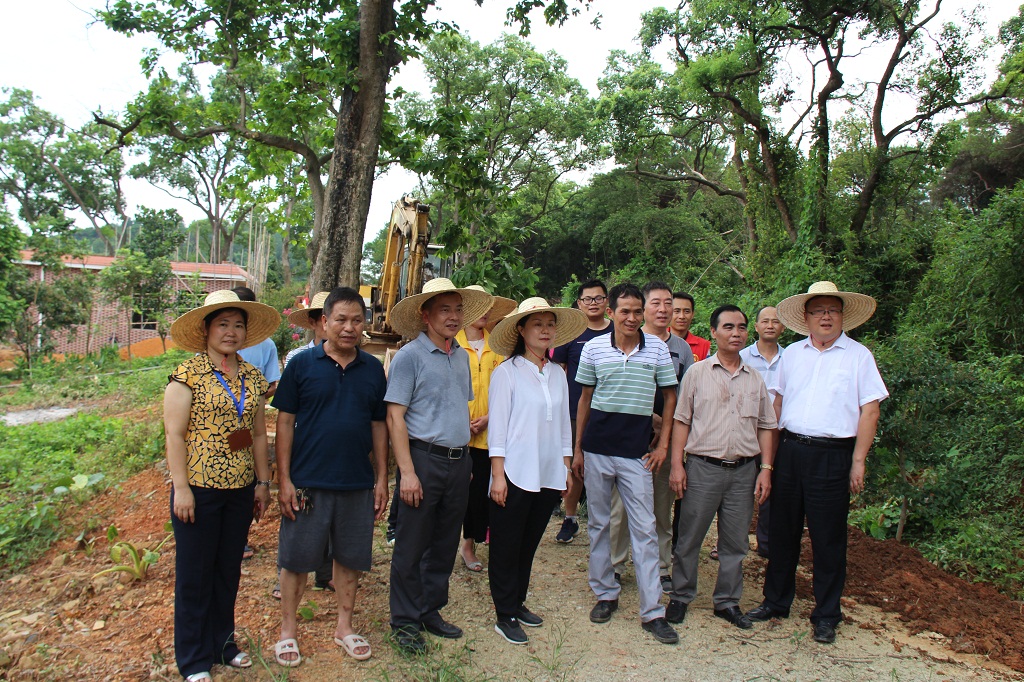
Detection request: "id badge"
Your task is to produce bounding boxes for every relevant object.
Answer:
[227,428,254,451]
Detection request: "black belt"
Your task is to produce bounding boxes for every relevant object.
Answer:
[688,454,754,469]
[782,430,856,449]
[409,439,467,460]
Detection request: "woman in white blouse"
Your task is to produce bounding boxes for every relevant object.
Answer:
[485,297,587,645]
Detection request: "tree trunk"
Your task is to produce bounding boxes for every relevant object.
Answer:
[282,201,293,287]
[310,0,400,291]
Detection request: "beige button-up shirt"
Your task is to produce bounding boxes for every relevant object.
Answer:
[674,353,778,459]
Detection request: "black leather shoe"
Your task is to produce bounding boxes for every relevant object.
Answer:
[813,622,837,644]
[665,599,688,624]
[422,617,463,639]
[589,599,618,623]
[392,626,426,654]
[641,617,679,644]
[516,606,543,627]
[746,603,790,622]
[714,605,753,630]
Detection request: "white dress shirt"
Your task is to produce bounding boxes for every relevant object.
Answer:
[768,333,888,438]
[487,356,572,492]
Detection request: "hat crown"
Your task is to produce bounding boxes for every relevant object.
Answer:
[464,285,487,293]
[806,281,840,295]
[309,291,330,309]
[204,290,243,306]
[515,297,551,315]
[422,278,458,294]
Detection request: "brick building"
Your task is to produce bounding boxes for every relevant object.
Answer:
[15,251,251,355]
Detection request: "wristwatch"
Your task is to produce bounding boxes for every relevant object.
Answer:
[759,464,774,471]
[256,479,272,487]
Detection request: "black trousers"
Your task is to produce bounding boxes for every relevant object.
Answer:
[762,436,853,626]
[488,478,561,620]
[389,444,472,629]
[170,484,253,677]
[463,447,491,542]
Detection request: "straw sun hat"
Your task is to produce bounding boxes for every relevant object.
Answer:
[286,291,330,330]
[389,278,495,338]
[776,281,877,336]
[489,297,588,357]
[170,290,282,353]
[464,285,517,331]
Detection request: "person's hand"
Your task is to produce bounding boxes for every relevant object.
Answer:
[490,476,508,507]
[643,445,668,475]
[571,450,585,480]
[373,481,389,520]
[470,416,488,435]
[173,485,195,523]
[254,484,271,522]
[754,469,772,505]
[278,480,299,521]
[669,465,687,499]
[850,460,866,494]
[400,470,424,508]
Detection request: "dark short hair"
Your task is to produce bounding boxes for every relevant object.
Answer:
[608,283,645,311]
[577,279,608,298]
[805,295,844,312]
[231,286,257,302]
[673,291,695,307]
[323,287,366,319]
[204,306,248,329]
[710,304,747,330]
[642,281,673,298]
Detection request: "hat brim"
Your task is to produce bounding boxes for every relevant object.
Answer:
[287,307,323,330]
[170,300,282,353]
[776,290,877,336]
[489,306,588,357]
[483,297,518,331]
[390,288,495,339]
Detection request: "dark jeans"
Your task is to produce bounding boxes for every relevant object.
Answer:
[463,447,490,542]
[389,444,472,629]
[756,498,771,555]
[762,436,854,626]
[170,484,253,677]
[488,478,560,620]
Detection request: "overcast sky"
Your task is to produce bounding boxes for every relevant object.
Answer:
[0,0,1019,250]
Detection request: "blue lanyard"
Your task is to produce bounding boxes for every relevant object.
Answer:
[213,371,246,421]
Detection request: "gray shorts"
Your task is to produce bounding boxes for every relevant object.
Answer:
[278,488,374,573]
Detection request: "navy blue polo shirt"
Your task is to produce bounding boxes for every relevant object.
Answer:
[273,344,387,490]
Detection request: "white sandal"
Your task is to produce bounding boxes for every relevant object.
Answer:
[186,673,212,682]
[228,651,252,668]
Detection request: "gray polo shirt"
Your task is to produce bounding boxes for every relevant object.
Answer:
[384,332,473,448]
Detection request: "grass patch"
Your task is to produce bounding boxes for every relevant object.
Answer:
[0,351,179,573]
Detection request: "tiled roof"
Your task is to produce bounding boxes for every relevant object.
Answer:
[17,251,250,281]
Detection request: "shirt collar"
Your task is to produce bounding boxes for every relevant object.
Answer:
[798,331,849,351]
[609,331,646,351]
[313,342,364,367]
[416,331,463,354]
[710,352,750,375]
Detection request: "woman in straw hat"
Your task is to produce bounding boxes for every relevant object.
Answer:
[164,290,281,681]
[485,297,587,644]
[454,286,517,573]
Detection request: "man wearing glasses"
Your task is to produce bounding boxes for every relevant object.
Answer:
[552,280,613,544]
[746,282,888,645]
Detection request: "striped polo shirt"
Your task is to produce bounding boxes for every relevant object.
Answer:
[576,332,677,458]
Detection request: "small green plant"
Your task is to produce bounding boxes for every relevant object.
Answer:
[93,523,173,581]
[296,599,319,621]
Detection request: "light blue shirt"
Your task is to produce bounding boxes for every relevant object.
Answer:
[739,341,785,388]
[238,337,281,384]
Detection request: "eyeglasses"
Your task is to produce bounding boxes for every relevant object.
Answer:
[807,308,843,318]
[579,296,607,305]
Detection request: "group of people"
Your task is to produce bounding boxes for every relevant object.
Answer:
[161,274,887,681]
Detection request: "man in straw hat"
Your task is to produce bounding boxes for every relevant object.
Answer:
[572,282,680,645]
[745,281,888,644]
[383,278,493,653]
[273,287,389,664]
[283,291,330,369]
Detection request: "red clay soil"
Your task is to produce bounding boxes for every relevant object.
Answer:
[842,529,1024,671]
[119,337,177,360]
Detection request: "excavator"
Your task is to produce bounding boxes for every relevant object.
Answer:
[360,195,451,358]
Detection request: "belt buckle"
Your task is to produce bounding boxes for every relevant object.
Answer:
[721,459,739,469]
[446,447,462,459]
[792,433,811,445]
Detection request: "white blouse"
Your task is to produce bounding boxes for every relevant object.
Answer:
[487,356,572,492]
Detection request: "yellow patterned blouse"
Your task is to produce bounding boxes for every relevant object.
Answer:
[169,353,269,489]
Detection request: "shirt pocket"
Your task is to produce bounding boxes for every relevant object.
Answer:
[830,369,852,396]
[739,391,760,419]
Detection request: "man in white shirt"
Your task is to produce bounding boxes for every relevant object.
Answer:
[738,306,785,558]
[746,282,888,645]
